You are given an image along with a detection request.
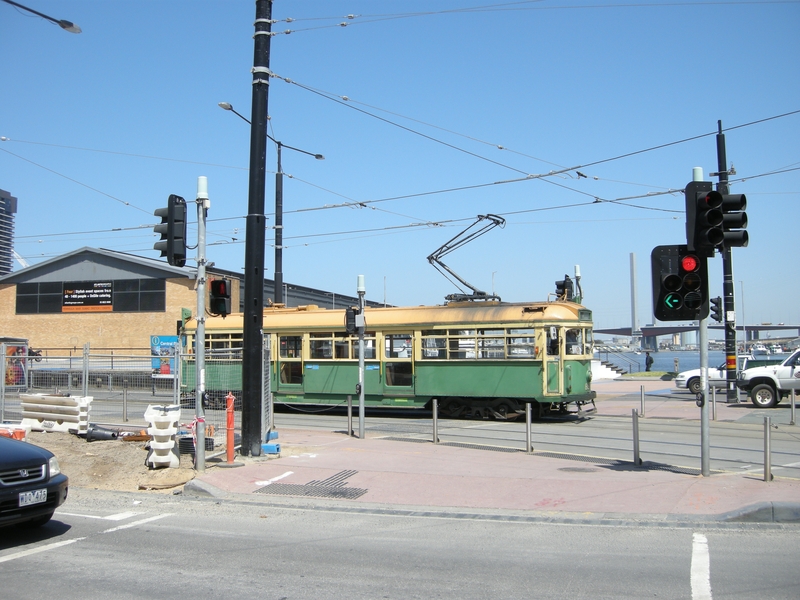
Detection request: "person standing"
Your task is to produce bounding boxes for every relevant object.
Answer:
[645,351,654,372]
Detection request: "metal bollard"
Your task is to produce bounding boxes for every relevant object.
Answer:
[525,403,532,454]
[791,389,796,426]
[632,409,641,465]
[122,380,128,422]
[432,398,439,444]
[764,416,773,482]
[347,395,353,437]
[639,385,645,417]
[711,387,716,421]
[226,392,235,464]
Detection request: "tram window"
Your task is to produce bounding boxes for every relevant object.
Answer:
[352,335,377,359]
[566,328,583,355]
[334,339,350,359]
[312,342,332,359]
[547,327,560,355]
[385,334,412,358]
[449,337,475,359]
[585,329,593,352]
[421,331,447,359]
[279,336,302,359]
[478,336,504,359]
[385,362,413,386]
[507,337,536,357]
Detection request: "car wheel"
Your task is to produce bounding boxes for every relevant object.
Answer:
[688,378,702,395]
[751,384,778,408]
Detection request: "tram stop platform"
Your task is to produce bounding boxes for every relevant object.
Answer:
[187,379,800,524]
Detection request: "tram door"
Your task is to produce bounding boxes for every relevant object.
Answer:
[383,333,414,394]
[543,326,563,396]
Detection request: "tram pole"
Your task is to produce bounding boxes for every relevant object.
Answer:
[357,275,366,439]
[241,0,272,456]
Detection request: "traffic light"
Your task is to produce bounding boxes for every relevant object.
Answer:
[555,275,573,301]
[651,244,709,321]
[721,193,748,248]
[344,307,357,334]
[710,296,723,323]
[685,181,723,257]
[153,194,187,267]
[209,278,231,317]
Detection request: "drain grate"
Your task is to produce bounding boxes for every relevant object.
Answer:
[255,470,368,500]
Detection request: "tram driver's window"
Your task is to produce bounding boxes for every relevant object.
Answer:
[547,326,560,355]
[565,328,583,355]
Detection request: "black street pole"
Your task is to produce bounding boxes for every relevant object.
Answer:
[274,142,284,305]
[241,0,272,456]
[715,120,738,403]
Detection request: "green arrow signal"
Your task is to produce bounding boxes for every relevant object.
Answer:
[664,293,682,310]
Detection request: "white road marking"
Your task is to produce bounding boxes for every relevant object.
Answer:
[255,471,294,486]
[691,532,713,600]
[57,511,141,521]
[0,538,85,564]
[102,513,172,533]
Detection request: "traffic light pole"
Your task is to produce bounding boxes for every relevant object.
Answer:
[714,121,739,403]
[699,314,710,477]
[194,177,209,472]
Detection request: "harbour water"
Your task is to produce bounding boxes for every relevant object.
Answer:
[595,349,790,374]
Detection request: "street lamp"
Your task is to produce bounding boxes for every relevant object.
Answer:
[218,101,324,305]
[1,0,81,33]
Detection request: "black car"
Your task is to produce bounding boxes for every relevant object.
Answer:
[0,436,69,528]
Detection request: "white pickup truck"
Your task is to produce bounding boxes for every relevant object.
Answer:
[674,355,782,395]
[737,349,800,408]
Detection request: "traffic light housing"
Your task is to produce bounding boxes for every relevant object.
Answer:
[721,193,748,248]
[344,307,357,334]
[685,181,723,257]
[209,278,231,317]
[710,296,723,323]
[555,275,573,301]
[153,194,187,267]
[651,244,709,321]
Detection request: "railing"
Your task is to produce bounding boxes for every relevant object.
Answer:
[594,347,642,373]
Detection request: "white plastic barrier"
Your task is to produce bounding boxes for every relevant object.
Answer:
[20,393,93,434]
[144,404,181,469]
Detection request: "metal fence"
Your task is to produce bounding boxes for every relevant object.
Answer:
[1,339,272,454]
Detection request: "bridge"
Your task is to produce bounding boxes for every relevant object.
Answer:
[595,324,800,348]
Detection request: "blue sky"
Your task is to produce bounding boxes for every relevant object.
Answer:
[2,0,798,333]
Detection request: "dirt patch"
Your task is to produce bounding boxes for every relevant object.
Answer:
[25,430,197,494]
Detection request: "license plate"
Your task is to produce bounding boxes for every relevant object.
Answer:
[19,489,47,507]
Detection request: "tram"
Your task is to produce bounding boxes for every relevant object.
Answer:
[183,298,596,419]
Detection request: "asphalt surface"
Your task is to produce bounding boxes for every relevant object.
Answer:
[186,379,800,524]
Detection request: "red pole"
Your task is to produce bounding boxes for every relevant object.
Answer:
[226,392,235,463]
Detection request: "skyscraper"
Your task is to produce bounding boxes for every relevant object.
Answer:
[0,189,18,276]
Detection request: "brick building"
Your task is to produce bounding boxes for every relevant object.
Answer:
[0,247,238,351]
[0,247,381,352]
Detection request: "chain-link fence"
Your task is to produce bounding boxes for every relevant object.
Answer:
[1,340,272,457]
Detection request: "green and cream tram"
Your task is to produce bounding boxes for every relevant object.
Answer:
[183,299,596,419]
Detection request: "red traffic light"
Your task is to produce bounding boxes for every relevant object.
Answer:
[680,254,699,272]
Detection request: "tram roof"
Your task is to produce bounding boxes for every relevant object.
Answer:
[191,301,591,333]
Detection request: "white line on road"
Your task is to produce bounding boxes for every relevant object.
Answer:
[0,538,85,564]
[102,513,172,533]
[691,532,712,600]
[255,471,294,486]
[57,511,142,521]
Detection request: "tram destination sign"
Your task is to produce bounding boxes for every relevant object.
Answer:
[62,281,113,313]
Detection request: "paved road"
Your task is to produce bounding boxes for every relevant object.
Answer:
[1,488,798,599]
